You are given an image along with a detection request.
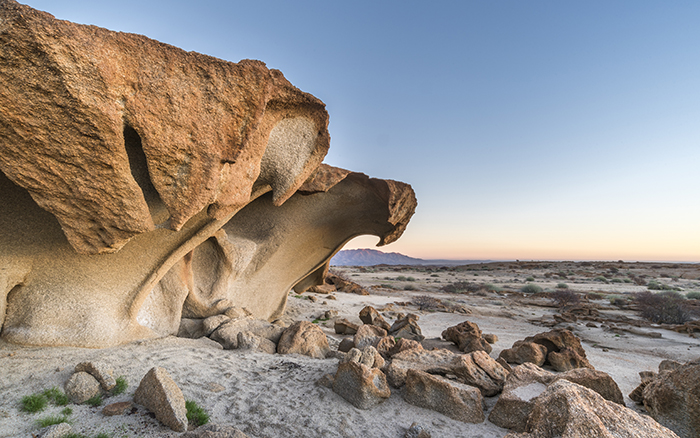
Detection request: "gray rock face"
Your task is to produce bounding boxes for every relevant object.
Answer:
[332,361,391,409]
[403,369,485,423]
[75,361,116,391]
[64,371,101,404]
[210,317,284,350]
[504,380,680,438]
[203,315,231,336]
[177,318,206,339]
[133,367,188,432]
[353,324,388,350]
[237,331,276,354]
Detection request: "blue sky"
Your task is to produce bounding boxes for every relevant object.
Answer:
[23,1,700,261]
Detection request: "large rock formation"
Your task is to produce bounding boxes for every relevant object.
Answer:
[0,1,416,347]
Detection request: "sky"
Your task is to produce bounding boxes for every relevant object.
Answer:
[22,1,700,262]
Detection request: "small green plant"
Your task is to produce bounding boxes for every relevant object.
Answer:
[594,276,608,283]
[43,387,70,406]
[556,283,568,289]
[430,274,439,277]
[61,407,73,416]
[526,276,535,282]
[112,376,128,396]
[85,394,103,407]
[36,414,70,428]
[521,284,543,294]
[311,317,329,324]
[686,291,700,300]
[186,400,210,427]
[21,393,48,413]
[403,284,417,291]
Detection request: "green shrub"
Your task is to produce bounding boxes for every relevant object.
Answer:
[647,281,682,291]
[556,283,568,289]
[550,290,580,307]
[396,276,408,281]
[380,284,396,289]
[430,274,439,277]
[85,394,102,407]
[60,407,73,416]
[594,276,608,283]
[406,276,416,281]
[686,291,700,300]
[21,393,48,413]
[484,283,503,293]
[112,376,128,396]
[36,414,70,428]
[521,284,543,294]
[586,292,604,300]
[186,400,210,427]
[403,284,417,291]
[526,276,535,282]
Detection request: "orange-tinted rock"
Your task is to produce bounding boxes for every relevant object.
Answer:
[442,320,492,354]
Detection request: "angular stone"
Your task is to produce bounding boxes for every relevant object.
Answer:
[548,346,593,372]
[555,367,624,405]
[334,319,359,335]
[385,348,459,388]
[404,369,485,423]
[489,363,554,432]
[237,331,276,354]
[277,321,330,359]
[498,342,548,367]
[643,359,700,438]
[210,317,284,350]
[332,361,391,409]
[390,314,424,341]
[506,380,680,438]
[354,324,388,349]
[338,338,355,352]
[483,334,498,344]
[359,306,391,331]
[64,371,101,404]
[75,361,116,391]
[442,320,492,354]
[388,338,423,357]
[133,367,187,432]
[203,315,231,337]
[499,329,592,372]
[451,351,508,397]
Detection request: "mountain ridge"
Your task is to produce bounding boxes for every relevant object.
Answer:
[330,248,489,266]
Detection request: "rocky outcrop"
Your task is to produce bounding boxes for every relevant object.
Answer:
[0,1,416,347]
[332,361,391,409]
[403,369,485,423]
[504,380,680,438]
[498,329,592,372]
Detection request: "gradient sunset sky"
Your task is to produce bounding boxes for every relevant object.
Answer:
[24,1,700,262]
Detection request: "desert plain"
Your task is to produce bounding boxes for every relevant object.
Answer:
[1,260,699,438]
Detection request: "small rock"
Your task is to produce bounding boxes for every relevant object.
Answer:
[548,346,593,372]
[338,338,355,352]
[334,318,359,335]
[498,342,549,367]
[405,422,431,438]
[75,361,116,391]
[316,373,335,388]
[442,320,492,354]
[332,361,391,409]
[38,422,72,438]
[103,401,133,416]
[277,321,330,359]
[237,331,276,354]
[483,333,498,344]
[178,318,206,339]
[390,314,424,341]
[359,306,392,331]
[307,284,337,294]
[388,338,423,357]
[354,324,388,349]
[65,371,101,404]
[324,310,339,319]
[133,367,188,432]
[307,295,318,303]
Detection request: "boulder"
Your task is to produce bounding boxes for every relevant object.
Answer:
[489,363,554,431]
[338,338,355,352]
[359,306,391,331]
[504,380,680,438]
[555,367,623,405]
[75,361,116,391]
[404,369,485,423]
[202,315,231,337]
[64,371,101,404]
[277,321,330,359]
[334,319,359,335]
[388,338,423,357]
[210,317,284,350]
[450,350,508,397]
[237,331,277,354]
[375,336,397,357]
[354,324,388,349]
[332,361,391,409]
[390,314,425,341]
[642,359,700,438]
[0,1,416,348]
[441,320,492,354]
[133,367,188,432]
[498,329,592,372]
[385,348,459,388]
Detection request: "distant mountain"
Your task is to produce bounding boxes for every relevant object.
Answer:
[330,248,489,266]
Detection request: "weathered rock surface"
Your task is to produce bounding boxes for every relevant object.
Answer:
[451,350,509,397]
[209,317,283,350]
[385,348,458,388]
[359,306,391,331]
[64,371,101,404]
[332,361,391,409]
[404,369,485,423]
[504,380,680,438]
[277,321,330,358]
[642,358,700,438]
[103,401,133,416]
[354,324,388,350]
[38,423,72,438]
[389,314,424,341]
[133,367,187,432]
[75,361,116,391]
[177,318,206,339]
[442,320,492,354]
[0,1,416,348]
[404,423,431,438]
[334,319,360,335]
[499,329,592,372]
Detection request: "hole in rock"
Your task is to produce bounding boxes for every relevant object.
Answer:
[123,124,165,221]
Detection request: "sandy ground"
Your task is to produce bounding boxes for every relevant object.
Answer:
[1,261,699,438]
